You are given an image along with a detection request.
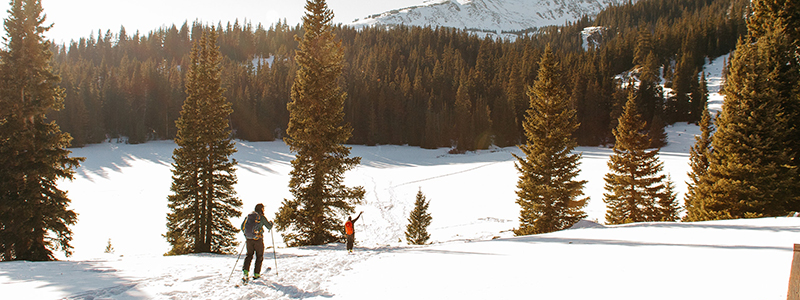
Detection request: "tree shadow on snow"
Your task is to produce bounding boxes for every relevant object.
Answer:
[71,140,295,180]
[0,260,149,299]
[69,141,175,181]
[607,219,800,233]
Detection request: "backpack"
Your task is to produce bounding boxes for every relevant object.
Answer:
[345,220,354,235]
[243,212,262,239]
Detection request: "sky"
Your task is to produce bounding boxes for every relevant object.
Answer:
[0,0,428,45]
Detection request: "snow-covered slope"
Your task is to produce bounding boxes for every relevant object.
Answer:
[3,218,797,299]
[349,0,631,35]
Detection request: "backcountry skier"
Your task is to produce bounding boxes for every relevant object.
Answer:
[344,212,363,253]
[241,203,273,281]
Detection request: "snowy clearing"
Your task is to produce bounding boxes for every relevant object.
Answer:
[2,49,789,300]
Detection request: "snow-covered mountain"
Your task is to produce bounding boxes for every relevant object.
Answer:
[349,0,632,36]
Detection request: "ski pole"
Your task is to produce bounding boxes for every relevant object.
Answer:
[270,229,278,276]
[227,242,246,282]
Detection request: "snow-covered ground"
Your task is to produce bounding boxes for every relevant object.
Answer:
[4,217,797,299]
[4,54,791,299]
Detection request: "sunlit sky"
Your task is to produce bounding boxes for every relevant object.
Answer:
[0,0,427,45]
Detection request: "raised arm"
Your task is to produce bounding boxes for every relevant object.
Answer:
[353,211,363,223]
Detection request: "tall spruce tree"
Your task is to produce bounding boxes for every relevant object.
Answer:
[0,0,84,261]
[604,91,679,224]
[165,26,242,255]
[636,51,667,149]
[685,24,799,220]
[688,72,709,123]
[746,0,800,182]
[405,189,432,245]
[513,45,588,236]
[683,107,714,221]
[275,0,365,247]
[454,76,474,152]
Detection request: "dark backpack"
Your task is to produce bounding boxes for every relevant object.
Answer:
[243,212,261,239]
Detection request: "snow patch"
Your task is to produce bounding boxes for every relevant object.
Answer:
[581,26,605,50]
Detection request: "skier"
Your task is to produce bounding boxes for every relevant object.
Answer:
[344,211,363,253]
[241,203,273,281]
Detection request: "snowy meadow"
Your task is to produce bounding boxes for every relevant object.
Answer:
[2,55,797,299]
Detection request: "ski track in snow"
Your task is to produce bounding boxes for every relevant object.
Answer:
[388,159,510,189]
[50,246,380,300]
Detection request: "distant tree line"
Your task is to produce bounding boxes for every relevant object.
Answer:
[48,0,747,149]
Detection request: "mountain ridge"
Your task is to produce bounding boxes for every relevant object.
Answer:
[348,0,635,36]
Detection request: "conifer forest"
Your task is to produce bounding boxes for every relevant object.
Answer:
[48,0,747,149]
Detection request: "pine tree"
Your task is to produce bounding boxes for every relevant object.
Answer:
[633,26,654,70]
[454,76,474,152]
[405,189,432,245]
[275,0,365,247]
[0,0,84,261]
[513,45,588,236]
[165,26,242,255]
[685,29,799,220]
[658,177,681,221]
[636,51,667,148]
[648,114,668,149]
[603,91,679,224]
[422,98,441,149]
[683,107,713,221]
[688,72,709,123]
[104,239,114,254]
[668,52,695,122]
[473,97,493,150]
[746,0,800,182]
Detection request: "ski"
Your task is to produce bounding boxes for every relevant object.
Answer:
[234,267,272,288]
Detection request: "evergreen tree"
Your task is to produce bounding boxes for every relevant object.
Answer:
[648,114,668,149]
[685,29,799,221]
[683,107,714,221]
[454,76,474,152]
[165,26,242,255]
[275,0,365,247]
[104,239,114,254]
[635,51,667,148]
[0,0,84,261]
[473,97,493,150]
[603,91,679,224]
[747,0,800,180]
[633,26,654,70]
[658,176,681,221]
[667,51,695,122]
[513,45,588,236]
[405,189,432,245]
[688,72,709,123]
[422,98,441,149]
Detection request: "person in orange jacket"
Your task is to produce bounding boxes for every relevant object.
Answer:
[344,211,363,253]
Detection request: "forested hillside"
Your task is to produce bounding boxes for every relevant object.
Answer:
[48,0,747,148]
